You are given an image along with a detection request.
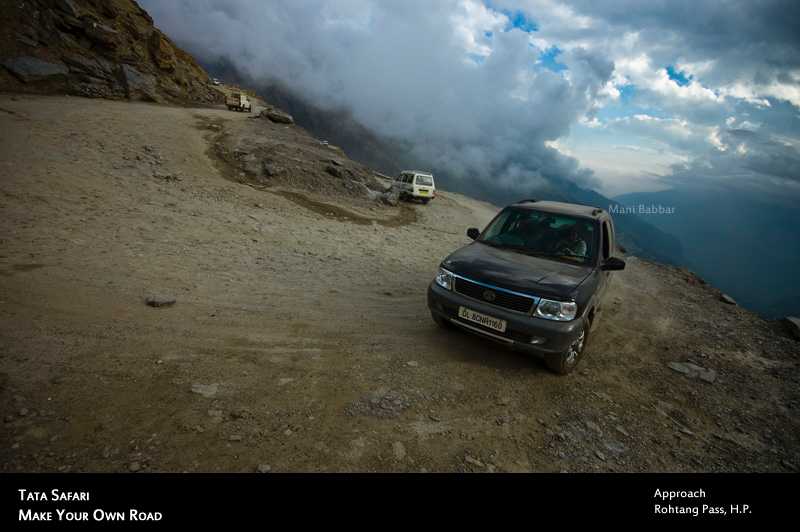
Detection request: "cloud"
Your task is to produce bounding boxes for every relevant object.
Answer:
[141,0,614,192]
[560,0,800,91]
[660,126,800,208]
[140,0,800,200]
[607,114,716,153]
[524,0,800,194]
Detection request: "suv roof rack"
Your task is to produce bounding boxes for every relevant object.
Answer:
[591,208,603,216]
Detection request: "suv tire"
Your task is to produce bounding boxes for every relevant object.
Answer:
[544,323,588,375]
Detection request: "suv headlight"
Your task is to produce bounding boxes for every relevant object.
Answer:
[534,298,577,321]
[434,267,454,290]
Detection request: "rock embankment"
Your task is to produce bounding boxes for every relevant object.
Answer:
[207,111,401,206]
[0,0,221,105]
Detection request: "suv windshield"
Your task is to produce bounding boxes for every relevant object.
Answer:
[478,207,597,264]
[415,175,433,186]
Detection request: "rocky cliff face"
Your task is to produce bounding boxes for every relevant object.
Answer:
[0,0,222,104]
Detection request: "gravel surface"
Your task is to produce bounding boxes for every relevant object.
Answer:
[1,94,798,472]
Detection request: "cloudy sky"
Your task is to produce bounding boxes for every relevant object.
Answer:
[141,0,800,198]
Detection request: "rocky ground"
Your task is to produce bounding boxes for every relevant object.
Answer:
[205,99,400,206]
[1,93,799,473]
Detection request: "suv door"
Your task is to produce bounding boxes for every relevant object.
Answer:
[598,220,612,303]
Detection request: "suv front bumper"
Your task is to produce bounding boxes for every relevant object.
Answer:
[427,282,585,356]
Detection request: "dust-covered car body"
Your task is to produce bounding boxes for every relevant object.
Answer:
[394,170,436,204]
[427,199,625,374]
[226,92,251,112]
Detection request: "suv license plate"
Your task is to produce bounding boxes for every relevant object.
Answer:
[458,306,507,333]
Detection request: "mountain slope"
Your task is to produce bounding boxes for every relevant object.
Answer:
[0,0,221,104]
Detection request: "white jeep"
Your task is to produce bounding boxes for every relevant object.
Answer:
[394,171,436,204]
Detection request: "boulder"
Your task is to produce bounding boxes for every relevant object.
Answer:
[120,64,158,101]
[69,81,111,99]
[96,57,117,77]
[132,3,154,24]
[260,107,294,124]
[18,24,39,41]
[53,31,81,49]
[262,160,285,177]
[380,188,400,206]
[54,0,80,18]
[326,144,345,154]
[667,362,717,383]
[325,165,345,178]
[61,54,115,81]
[785,317,800,341]
[348,180,376,199]
[33,10,61,46]
[1,56,68,83]
[55,14,84,32]
[145,295,176,308]
[83,20,120,48]
[15,35,39,48]
[99,2,119,18]
[148,32,177,72]
[667,362,691,375]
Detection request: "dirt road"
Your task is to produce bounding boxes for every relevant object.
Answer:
[1,94,798,472]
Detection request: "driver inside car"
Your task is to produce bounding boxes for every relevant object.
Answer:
[555,226,588,257]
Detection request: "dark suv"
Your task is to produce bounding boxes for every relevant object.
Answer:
[427,200,625,374]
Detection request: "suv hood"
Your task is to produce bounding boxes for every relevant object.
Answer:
[442,242,593,299]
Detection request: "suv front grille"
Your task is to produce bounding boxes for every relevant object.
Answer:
[454,277,535,314]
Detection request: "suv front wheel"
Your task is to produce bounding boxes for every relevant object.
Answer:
[544,324,588,375]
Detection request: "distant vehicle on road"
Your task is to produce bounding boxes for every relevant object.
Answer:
[394,170,435,204]
[428,200,626,374]
[212,78,222,86]
[226,92,251,113]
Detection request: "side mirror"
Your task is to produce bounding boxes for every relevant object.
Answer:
[602,257,626,271]
[467,228,480,240]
